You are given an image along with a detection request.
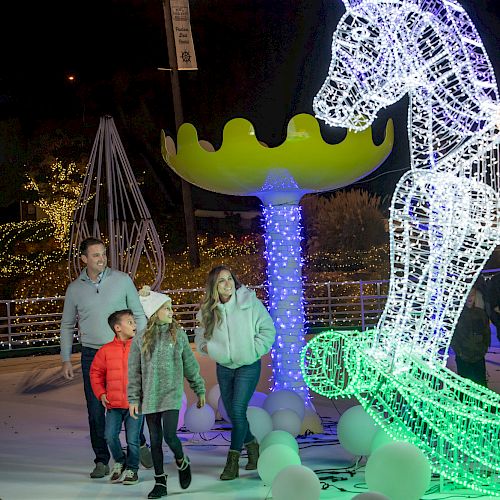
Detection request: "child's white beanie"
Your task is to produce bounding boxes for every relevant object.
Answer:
[138,285,171,319]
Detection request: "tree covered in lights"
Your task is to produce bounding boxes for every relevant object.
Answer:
[303,0,500,494]
[24,160,85,250]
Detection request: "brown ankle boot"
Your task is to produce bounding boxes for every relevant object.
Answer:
[245,440,259,470]
[220,450,240,480]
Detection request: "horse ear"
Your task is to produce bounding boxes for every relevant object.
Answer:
[342,0,363,9]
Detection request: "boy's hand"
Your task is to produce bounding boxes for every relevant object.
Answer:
[197,394,206,408]
[100,394,109,408]
[129,403,140,419]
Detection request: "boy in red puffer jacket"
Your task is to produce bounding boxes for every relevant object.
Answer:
[90,309,142,486]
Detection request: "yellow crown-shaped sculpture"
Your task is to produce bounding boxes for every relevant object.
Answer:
[162,113,393,204]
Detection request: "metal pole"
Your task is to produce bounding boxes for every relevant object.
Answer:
[360,280,365,331]
[161,0,200,268]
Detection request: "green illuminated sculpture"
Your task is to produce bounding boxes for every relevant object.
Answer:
[302,330,500,495]
[301,0,500,495]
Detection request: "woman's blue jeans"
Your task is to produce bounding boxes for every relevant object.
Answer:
[105,408,143,472]
[217,359,261,452]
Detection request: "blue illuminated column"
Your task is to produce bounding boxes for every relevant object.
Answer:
[261,200,311,405]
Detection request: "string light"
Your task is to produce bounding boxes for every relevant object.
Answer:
[263,204,310,404]
[309,0,500,494]
[24,161,84,250]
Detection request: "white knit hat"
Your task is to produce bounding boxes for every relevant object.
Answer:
[138,285,171,319]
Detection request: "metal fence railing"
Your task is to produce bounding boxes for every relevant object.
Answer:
[0,279,391,351]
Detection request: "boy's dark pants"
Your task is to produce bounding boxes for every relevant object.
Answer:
[81,346,147,465]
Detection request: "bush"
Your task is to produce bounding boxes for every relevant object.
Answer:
[301,190,387,253]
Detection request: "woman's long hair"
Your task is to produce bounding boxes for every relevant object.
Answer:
[199,265,241,340]
[142,307,180,359]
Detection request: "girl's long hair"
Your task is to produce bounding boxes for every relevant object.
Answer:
[141,308,180,359]
[199,265,241,340]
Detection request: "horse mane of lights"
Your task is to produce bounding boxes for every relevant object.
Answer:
[302,0,500,494]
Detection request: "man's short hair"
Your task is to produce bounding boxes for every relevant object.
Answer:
[108,309,134,333]
[80,237,105,256]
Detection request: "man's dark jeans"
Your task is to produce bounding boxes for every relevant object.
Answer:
[81,347,110,465]
[81,347,147,465]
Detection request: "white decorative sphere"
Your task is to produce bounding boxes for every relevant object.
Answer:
[217,396,231,423]
[370,429,393,453]
[272,464,321,500]
[257,443,301,485]
[271,408,302,437]
[184,403,215,433]
[352,493,390,500]
[263,389,305,420]
[207,384,221,410]
[337,405,378,456]
[248,391,268,408]
[300,407,323,435]
[365,441,431,500]
[260,430,299,455]
[177,392,188,430]
[247,406,273,443]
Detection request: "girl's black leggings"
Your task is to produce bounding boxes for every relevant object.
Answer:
[146,410,183,475]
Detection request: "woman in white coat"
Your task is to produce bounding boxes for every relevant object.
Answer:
[195,265,276,480]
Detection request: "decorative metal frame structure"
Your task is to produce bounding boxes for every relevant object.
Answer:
[162,113,393,405]
[69,116,165,289]
[303,0,500,494]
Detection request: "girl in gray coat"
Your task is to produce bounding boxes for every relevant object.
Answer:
[128,286,206,499]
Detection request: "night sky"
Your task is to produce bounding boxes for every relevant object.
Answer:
[1,0,499,211]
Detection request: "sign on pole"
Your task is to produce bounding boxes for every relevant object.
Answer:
[169,0,197,70]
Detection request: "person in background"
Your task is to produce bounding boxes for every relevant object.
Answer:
[90,309,142,485]
[485,272,500,341]
[60,237,152,478]
[451,283,491,387]
[128,286,206,499]
[195,265,276,481]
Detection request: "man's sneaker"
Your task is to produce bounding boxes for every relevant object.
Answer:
[90,462,110,479]
[123,468,139,485]
[140,444,153,469]
[109,462,125,483]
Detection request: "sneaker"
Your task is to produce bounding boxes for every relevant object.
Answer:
[122,468,139,485]
[90,462,110,479]
[109,462,125,483]
[140,444,153,469]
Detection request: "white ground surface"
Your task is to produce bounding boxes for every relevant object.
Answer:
[0,331,499,500]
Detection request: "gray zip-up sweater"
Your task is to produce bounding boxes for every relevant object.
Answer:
[128,324,205,414]
[60,267,147,362]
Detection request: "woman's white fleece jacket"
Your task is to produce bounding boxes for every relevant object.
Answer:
[194,285,276,369]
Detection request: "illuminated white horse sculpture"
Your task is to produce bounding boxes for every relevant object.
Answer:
[303,0,500,494]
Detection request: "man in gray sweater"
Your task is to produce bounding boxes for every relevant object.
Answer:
[60,237,148,478]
